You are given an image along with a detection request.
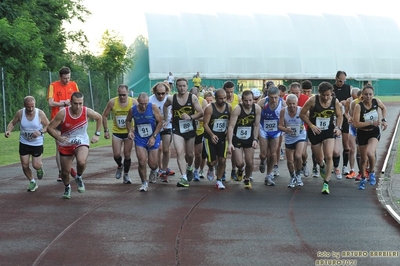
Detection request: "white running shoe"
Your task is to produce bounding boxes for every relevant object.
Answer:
[215,180,225,190]
[139,182,148,192]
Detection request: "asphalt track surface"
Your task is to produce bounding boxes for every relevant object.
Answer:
[1,104,400,266]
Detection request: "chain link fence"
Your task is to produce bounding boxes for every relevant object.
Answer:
[1,68,123,132]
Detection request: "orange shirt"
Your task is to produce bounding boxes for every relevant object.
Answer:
[47,80,79,119]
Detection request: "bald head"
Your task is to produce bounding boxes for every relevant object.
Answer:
[23,96,35,105]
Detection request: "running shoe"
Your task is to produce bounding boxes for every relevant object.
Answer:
[149,170,157,183]
[215,180,225,190]
[355,172,362,181]
[194,169,200,181]
[236,169,244,181]
[259,161,266,173]
[221,172,226,182]
[346,170,356,179]
[115,166,123,179]
[160,173,169,183]
[273,165,280,177]
[296,175,304,186]
[358,179,366,190]
[166,168,175,176]
[335,168,342,180]
[177,178,189,187]
[186,166,194,182]
[302,165,310,177]
[288,176,296,188]
[70,168,77,178]
[140,182,148,192]
[123,173,132,184]
[369,172,376,186]
[37,167,44,180]
[230,170,238,181]
[207,168,215,181]
[312,167,319,178]
[199,170,205,179]
[342,166,350,175]
[75,176,85,193]
[321,183,330,194]
[27,181,38,192]
[244,179,252,189]
[63,185,71,199]
[265,175,276,186]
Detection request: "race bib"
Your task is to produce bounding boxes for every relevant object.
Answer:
[316,117,330,130]
[21,130,35,141]
[264,119,278,132]
[287,123,300,136]
[69,135,84,145]
[236,126,251,140]
[179,120,194,133]
[137,124,153,138]
[212,119,227,132]
[363,109,378,122]
[115,115,127,128]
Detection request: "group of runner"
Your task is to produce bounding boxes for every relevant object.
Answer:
[4,68,387,197]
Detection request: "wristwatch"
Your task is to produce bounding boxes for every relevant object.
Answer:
[95,131,101,136]
[152,133,157,138]
[381,118,387,122]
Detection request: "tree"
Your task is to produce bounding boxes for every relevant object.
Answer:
[97,30,134,83]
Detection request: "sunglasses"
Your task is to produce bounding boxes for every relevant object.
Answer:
[119,94,127,97]
[157,92,166,96]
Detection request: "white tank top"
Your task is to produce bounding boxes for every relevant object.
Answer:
[283,106,307,145]
[20,108,44,146]
[149,94,172,130]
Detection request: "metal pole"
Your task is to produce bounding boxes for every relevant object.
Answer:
[88,70,94,110]
[2,67,6,132]
[107,74,111,100]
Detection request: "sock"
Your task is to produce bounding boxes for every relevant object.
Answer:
[123,158,131,173]
[343,149,349,167]
[114,156,122,167]
[182,175,187,180]
[333,156,340,168]
[65,184,70,188]
[31,178,36,183]
[324,180,329,184]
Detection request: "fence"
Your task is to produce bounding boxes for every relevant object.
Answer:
[0,68,124,132]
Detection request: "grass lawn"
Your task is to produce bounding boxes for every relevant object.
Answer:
[1,120,113,166]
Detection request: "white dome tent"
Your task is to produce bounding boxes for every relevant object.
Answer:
[145,12,400,80]
[125,12,400,95]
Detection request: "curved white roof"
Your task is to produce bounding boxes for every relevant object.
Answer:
[145,12,400,80]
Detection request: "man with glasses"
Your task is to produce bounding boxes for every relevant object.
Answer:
[333,71,352,177]
[102,84,137,184]
[149,82,175,183]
